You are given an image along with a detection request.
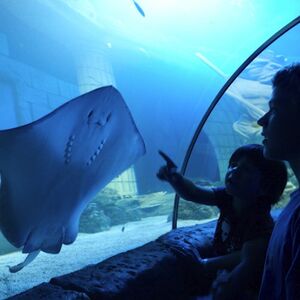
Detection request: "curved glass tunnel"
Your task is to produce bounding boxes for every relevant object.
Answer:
[177,18,300,228]
[0,0,299,297]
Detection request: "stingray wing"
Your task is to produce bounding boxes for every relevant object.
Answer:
[0,86,145,270]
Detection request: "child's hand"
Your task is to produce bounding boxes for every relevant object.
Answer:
[157,150,178,182]
[157,165,176,181]
[169,243,202,264]
[168,243,209,275]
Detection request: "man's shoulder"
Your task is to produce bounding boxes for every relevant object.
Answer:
[279,189,300,222]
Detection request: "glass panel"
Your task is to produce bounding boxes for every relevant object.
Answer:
[0,0,299,297]
[178,23,300,227]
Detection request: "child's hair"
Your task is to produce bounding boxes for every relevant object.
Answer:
[229,144,287,206]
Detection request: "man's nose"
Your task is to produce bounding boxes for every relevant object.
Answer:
[257,112,268,127]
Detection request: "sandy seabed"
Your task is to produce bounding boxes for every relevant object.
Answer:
[0,216,213,299]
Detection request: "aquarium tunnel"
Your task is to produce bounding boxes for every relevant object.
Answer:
[0,0,299,297]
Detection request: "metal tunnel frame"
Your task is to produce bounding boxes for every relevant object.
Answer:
[172,15,300,229]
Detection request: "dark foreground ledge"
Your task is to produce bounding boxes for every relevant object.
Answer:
[9,220,216,300]
[9,210,280,300]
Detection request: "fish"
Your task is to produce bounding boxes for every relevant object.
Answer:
[132,0,145,17]
[0,86,146,272]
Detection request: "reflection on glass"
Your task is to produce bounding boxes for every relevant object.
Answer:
[178,24,300,227]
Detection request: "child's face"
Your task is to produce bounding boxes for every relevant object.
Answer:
[225,156,262,200]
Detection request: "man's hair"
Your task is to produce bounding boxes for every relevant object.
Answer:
[229,144,287,206]
[272,63,300,101]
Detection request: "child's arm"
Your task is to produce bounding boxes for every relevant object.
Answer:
[200,250,241,277]
[162,171,216,205]
[157,151,216,205]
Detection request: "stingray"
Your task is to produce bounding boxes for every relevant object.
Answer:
[0,86,146,272]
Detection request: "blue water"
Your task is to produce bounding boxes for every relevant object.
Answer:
[0,0,299,297]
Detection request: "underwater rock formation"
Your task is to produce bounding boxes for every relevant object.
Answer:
[79,190,218,234]
[79,205,111,233]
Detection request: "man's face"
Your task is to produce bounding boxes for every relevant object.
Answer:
[257,87,300,161]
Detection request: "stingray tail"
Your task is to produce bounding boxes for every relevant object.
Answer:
[8,250,40,273]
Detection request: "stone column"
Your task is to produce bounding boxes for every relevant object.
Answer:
[76,45,116,93]
[75,44,138,196]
